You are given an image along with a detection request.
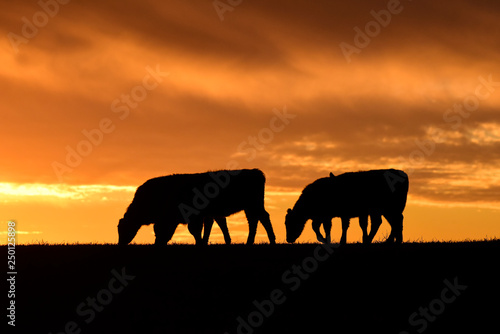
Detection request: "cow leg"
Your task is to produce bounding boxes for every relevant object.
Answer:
[246,219,258,245]
[359,215,369,244]
[245,208,275,245]
[154,222,178,246]
[215,217,232,245]
[323,219,332,244]
[258,210,276,245]
[385,229,395,243]
[395,214,404,244]
[245,210,258,245]
[340,217,350,245]
[312,220,326,243]
[384,213,404,244]
[188,217,204,245]
[367,214,382,243]
[201,217,215,245]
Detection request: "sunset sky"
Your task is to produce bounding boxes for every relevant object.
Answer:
[1,0,499,244]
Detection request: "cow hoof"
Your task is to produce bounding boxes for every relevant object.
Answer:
[316,236,327,243]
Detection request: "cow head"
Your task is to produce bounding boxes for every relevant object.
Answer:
[118,218,141,246]
[285,208,306,243]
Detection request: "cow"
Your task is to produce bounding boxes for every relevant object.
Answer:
[285,169,409,244]
[118,169,276,245]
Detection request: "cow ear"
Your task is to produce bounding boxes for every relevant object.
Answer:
[287,208,292,214]
[329,172,335,178]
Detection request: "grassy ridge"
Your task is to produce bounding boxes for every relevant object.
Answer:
[7,240,500,333]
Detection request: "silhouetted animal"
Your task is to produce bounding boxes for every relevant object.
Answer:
[285,169,409,244]
[118,169,276,245]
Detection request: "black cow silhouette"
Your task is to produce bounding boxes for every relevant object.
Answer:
[118,169,276,245]
[285,169,409,244]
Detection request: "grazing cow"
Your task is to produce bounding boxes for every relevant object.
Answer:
[285,169,409,244]
[118,169,276,245]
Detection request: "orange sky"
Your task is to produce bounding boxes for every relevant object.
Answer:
[1,0,499,244]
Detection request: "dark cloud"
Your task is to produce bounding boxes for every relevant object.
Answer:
[1,0,499,207]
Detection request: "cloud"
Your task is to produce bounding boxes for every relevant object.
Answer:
[1,0,499,210]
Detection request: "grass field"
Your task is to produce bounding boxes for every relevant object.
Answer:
[5,240,500,334]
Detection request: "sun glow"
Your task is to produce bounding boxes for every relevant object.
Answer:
[0,183,135,202]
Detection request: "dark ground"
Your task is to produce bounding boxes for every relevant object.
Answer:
[5,240,500,334]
